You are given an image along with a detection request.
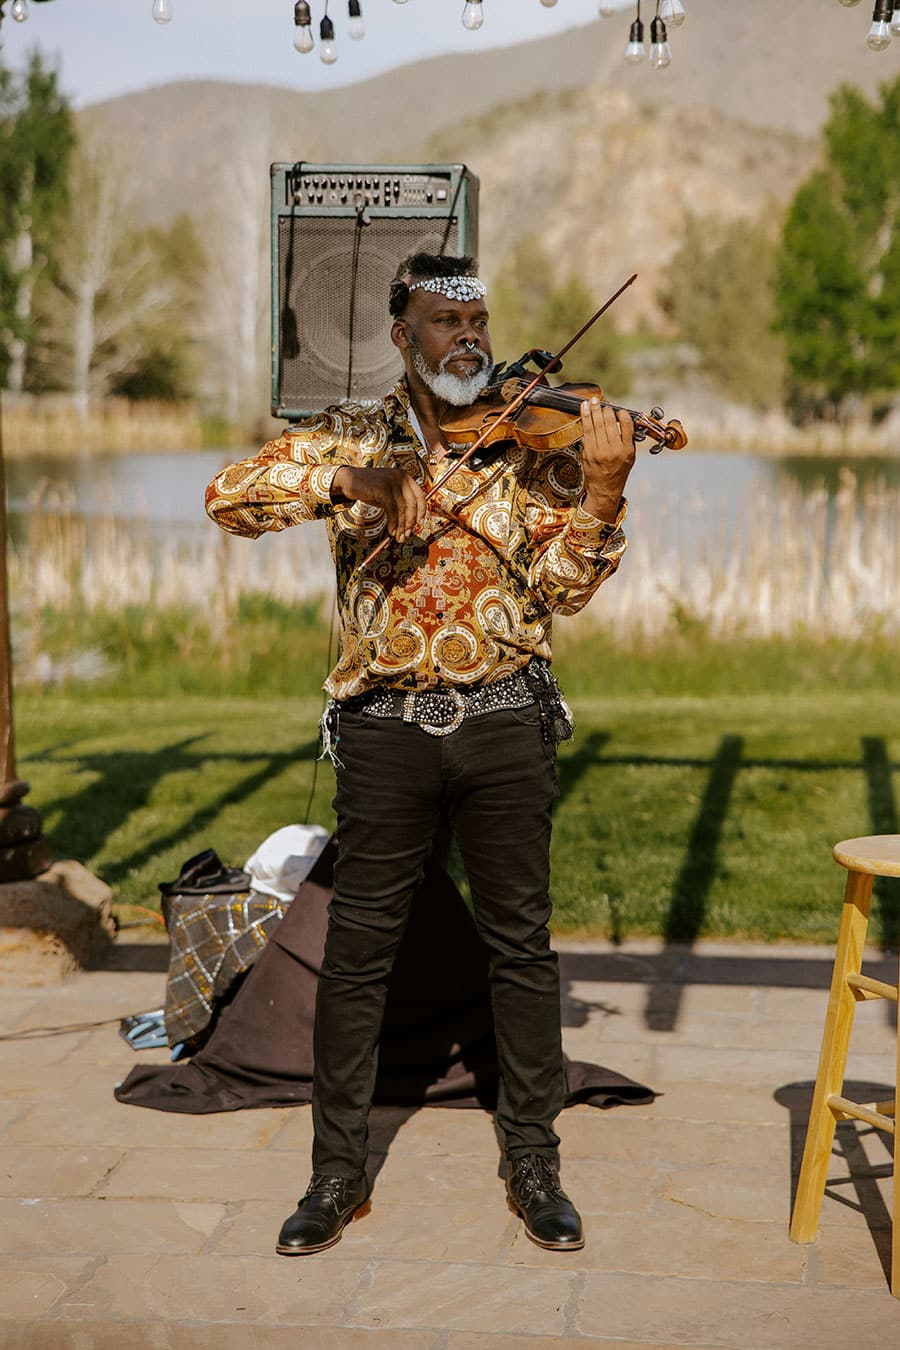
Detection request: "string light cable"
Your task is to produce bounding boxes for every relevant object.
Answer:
[0,1,891,55]
[624,0,645,62]
[319,0,337,63]
[348,0,364,40]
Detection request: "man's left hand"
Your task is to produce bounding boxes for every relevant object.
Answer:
[579,397,636,526]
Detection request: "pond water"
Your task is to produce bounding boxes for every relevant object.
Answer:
[10,445,900,558]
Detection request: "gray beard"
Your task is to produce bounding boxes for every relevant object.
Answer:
[410,341,491,407]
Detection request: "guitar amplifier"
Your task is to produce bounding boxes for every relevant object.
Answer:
[270,161,479,419]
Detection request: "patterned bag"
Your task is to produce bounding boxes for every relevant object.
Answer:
[159,849,290,1048]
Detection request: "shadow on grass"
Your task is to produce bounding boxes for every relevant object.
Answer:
[556,732,744,1031]
[640,734,743,1030]
[556,731,900,1033]
[28,735,319,887]
[27,720,900,1041]
[556,730,611,804]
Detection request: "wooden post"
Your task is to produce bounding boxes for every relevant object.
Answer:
[0,393,52,879]
[0,0,54,877]
[0,392,17,787]
[894,946,900,1297]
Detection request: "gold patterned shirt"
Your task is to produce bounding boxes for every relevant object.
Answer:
[205,379,628,699]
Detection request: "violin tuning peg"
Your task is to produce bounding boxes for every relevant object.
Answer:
[650,406,664,421]
[633,426,648,442]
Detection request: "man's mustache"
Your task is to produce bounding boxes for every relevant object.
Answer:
[440,346,490,373]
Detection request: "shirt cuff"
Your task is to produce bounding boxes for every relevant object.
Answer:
[569,496,628,544]
[308,463,342,505]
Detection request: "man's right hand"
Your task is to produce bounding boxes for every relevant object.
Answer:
[331,466,427,543]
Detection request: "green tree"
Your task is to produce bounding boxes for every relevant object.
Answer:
[776,77,900,415]
[38,132,204,408]
[657,213,786,410]
[0,53,74,391]
[489,235,632,399]
[103,215,204,400]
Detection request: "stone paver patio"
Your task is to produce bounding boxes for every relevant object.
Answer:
[1,936,899,1347]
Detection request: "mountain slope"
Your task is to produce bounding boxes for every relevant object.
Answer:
[79,0,893,227]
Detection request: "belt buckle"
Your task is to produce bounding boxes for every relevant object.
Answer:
[405,687,467,736]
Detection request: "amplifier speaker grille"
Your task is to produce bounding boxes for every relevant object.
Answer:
[271,163,478,418]
[277,215,458,411]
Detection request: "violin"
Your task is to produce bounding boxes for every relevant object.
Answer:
[440,361,688,457]
[358,276,681,571]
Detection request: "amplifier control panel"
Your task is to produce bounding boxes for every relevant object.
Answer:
[288,170,454,209]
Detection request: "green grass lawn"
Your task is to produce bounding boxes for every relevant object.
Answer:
[19,678,900,945]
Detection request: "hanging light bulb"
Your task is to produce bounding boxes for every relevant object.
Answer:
[462,1,485,30]
[838,0,862,6]
[348,0,365,39]
[152,0,174,23]
[867,0,893,46]
[319,12,338,61]
[649,13,672,66]
[892,6,900,34]
[11,0,29,20]
[392,0,410,4]
[539,0,559,7]
[599,2,618,15]
[624,14,645,61]
[660,0,685,27]
[294,0,314,52]
[867,17,892,43]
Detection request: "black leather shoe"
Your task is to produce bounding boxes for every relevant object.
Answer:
[506,1154,584,1251]
[276,1173,371,1255]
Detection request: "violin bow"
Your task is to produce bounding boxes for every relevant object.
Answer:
[356,272,639,573]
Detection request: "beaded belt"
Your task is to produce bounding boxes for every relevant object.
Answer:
[345,667,536,737]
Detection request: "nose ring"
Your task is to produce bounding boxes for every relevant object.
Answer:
[461,339,478,351]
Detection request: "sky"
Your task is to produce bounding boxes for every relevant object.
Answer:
[1,0,633,107]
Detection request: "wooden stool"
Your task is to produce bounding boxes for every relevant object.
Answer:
[790,835,900,1295]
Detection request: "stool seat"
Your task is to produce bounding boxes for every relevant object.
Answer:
[833,835,900,876]
[790,836,900,1296]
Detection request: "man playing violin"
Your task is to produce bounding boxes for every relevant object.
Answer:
[206,252,636,1257]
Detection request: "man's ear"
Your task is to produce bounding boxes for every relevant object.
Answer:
[391,318,409,354]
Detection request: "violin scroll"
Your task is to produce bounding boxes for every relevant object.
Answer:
[634,406,688,454]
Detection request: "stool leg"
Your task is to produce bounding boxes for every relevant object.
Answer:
[790,867,873,1244]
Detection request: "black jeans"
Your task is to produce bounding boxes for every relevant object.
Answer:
[311,702,564,1178]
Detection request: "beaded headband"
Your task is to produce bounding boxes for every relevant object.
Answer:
[407,275,487,303]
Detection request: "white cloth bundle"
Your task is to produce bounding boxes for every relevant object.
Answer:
[244,824,330,903]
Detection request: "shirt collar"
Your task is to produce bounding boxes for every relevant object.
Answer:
[381,376,412,432]
[380,375,484,462]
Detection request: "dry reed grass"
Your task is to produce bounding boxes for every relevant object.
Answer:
[587,467,900,641]
[675,404,900,455]
[1,393,204,456]
[629,379,900,456]
[14,488,333,617]
[13,470,900,649]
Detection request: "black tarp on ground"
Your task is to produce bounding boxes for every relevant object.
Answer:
[115,841,654,1115]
